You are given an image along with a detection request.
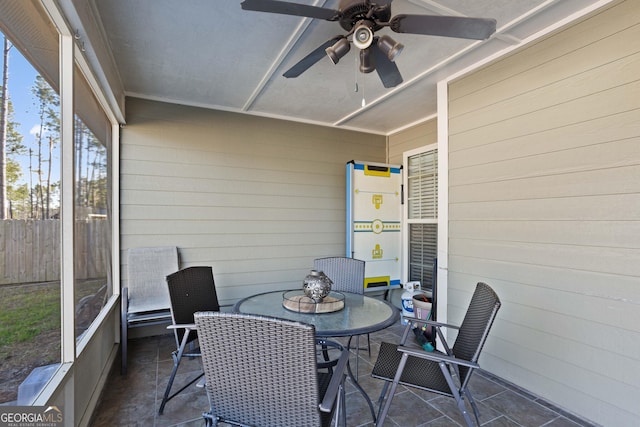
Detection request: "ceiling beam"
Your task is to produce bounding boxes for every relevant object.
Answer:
[241,0,330,112]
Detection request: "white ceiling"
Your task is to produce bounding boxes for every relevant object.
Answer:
[91,0,608,135]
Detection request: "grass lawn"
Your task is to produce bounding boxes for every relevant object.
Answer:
[0,280,104,403]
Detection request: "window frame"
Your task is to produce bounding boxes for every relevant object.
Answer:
[401,143,438,286]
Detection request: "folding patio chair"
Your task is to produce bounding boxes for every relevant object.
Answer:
[371,282,501,427]
[158,266,220,415]
[121,246,178,375]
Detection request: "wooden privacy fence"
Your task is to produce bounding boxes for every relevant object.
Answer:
[0,219,110,286]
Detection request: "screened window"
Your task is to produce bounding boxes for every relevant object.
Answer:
[0,0,114,406]
[405,147,438,290]
[0,14,62,404]
[73,65,112,341]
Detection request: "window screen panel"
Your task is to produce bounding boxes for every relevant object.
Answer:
[407,151,437,220]
[406,148,438,291]
[408,223,437,289]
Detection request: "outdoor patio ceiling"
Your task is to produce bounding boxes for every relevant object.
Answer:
[92,0,608,134]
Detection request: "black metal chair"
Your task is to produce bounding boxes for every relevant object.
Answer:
[371,282,501,427]
[195,312,349,427]
[158,266,220,415]
[314,256,369,376]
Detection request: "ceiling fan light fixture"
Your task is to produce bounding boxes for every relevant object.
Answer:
[325,37,351,64]
[377,35,404,61]
[359,48,375,74]
[352,21,374,50]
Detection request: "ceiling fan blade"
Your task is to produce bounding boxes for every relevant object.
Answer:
[283,36,343,78]
[241,0,339,21]
[372,43,403,88]
[390,14,496,40]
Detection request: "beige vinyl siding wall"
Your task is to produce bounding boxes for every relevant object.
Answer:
[447,1,640,425]
[120,98,385,306]
[388,118,437,165]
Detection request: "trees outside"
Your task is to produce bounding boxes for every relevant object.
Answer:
[1,34,107,220]
[1,36,12,219]
[30,75,59,220]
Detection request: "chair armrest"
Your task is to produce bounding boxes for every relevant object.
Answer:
[319,342,350,413]
[167,323,196,331]
[396,345,480,370]
[403,316,460,330]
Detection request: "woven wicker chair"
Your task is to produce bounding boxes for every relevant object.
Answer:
[371,282,501,427]
[158,266,220,415]
[195,312,349,427]
[314,257,368,376]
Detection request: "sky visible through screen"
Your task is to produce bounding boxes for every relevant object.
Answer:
[4,35,61,189]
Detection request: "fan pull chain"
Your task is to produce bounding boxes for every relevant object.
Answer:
[353,54,365,106]
[354,53,359,93]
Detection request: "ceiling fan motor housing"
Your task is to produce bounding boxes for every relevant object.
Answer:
[338,0,391,32]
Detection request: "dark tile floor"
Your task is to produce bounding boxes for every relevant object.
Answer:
[91,322,596,427]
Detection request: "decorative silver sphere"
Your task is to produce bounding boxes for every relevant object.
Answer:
[303,270,333,302]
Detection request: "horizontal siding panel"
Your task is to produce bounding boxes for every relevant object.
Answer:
[388,119,437,164]
[450,24,640,120]
[120,189,342,210]
[120,131,372,168]
[120,219,343,235]
[450,138,640,186]
[450,219,640,249]
[450,79,640,152]
[448,256,640,310]
[449,110,640,168]
[449,193,640,221]
[120,205,344,221]
[121,231,340,251]
[121,155,344,182]
[450,164,640,202]
[120,173,342,198]
[449,0,640,100]
[449,237,640,277]
[450,270,640,338]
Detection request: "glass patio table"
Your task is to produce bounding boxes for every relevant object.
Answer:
[234,289,399,423]
[233,290,399,337]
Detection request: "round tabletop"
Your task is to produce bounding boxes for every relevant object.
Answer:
[234,290,399,337]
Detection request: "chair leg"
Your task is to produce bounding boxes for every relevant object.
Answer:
[375,382,390,419]
[464,389,482,427]
[120,335,127,375]
[159,331,202,415]
[120,289,128,375]
[439,363,475,427]
[202,412,217,427]
[354,336,360,380]
[159,351,180,415]
[338,381,347,427]
[120,323,127,375]
[375,353,409,427]
[159,352,204,414]
[456,397,475,427]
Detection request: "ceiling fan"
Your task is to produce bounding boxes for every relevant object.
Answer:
[240,0,497,88]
